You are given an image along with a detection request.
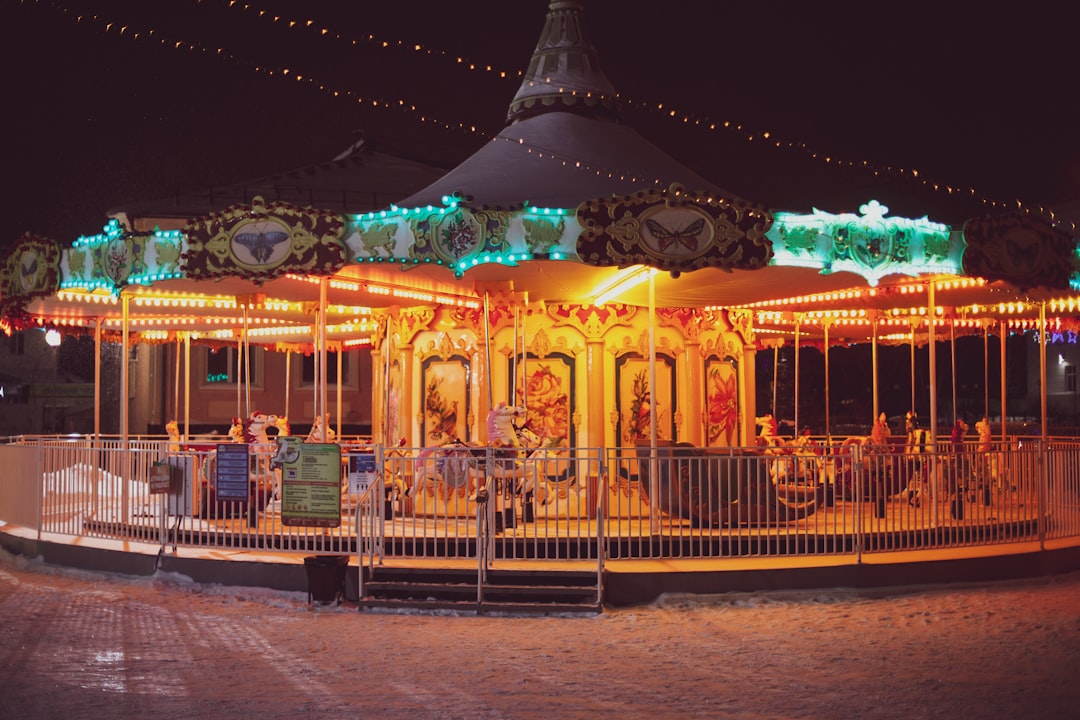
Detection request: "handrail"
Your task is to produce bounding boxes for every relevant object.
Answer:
[595,457,607,607]
[353,445,385,603]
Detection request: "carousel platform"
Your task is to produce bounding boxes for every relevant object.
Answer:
[3,520,1079,609]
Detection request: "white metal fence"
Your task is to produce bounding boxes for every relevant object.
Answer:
[4,435,1079,563]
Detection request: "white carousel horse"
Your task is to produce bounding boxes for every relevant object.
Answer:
[755,415,807,481]
[754,414,786,449]
[408,404,558,516]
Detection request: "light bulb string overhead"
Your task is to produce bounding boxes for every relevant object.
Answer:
[18,0,1076,236]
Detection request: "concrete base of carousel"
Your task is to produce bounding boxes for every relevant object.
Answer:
[3,522,1079,608]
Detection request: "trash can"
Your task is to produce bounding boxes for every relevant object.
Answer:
[304,555,349,605]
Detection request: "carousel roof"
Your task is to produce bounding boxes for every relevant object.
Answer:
[111,137,448,230]
[397,0,738,209]
[2,0,1079,352]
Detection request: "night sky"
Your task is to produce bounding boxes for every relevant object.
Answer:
[3,0,1079,248]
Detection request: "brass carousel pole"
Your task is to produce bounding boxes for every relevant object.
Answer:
[772,343,779,420]
[950,318,958,426]
[648,270,658,524]
[242,305,250,420]
[1000,319,1008,442]
[384,314,393,445]
[284,350,291,423]
[824,319,831,440]
[521,303,528,410]
[93,316,102,439]
[318,277,329,442]
[484,292,493,412]
[1040,301,1048,440]
[928,281,939,525]
[793,315,801,439]
[120,290,131,520]
[511,305,519,407]
[983,323,990,421]
[910,321,917,417]
[871,314,880,421]
[235,314,243,421]
[336,346,343,440]
[183,332,191,442]
[173,337,181,430]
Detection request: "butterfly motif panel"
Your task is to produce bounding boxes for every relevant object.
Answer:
[184,196,345,283]
[962,213,1078,292]
[575,184,773,275]
[0,233,61,328]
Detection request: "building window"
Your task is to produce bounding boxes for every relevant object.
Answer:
[301,351,350,386]
[1067,365,1077,393]
[204,346,260,386]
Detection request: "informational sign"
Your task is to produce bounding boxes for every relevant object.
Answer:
[281,443,342,527]
[215,443,251,502]
[149,461,172,494]
[347,453,377,495]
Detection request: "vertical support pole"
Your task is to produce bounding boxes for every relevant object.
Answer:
[319,277,329,442]
[871,316,880,421]
[927,281,939,526]
[1039,302,1048,440]
[94,316,102,439]
[183,332,191,440]
[1000,319,1008,442]
[951,319,958,426]
[120,291,131,521]
[824,319,831,440]
[793,317,801,439]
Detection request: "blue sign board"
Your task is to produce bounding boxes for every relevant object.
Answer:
[215,443,250,502]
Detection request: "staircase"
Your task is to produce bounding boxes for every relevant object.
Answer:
[356,565,603,615]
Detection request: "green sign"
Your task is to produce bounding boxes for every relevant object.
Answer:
[280,443,342,528]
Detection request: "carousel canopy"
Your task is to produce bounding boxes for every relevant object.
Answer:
[2,0,1079,351]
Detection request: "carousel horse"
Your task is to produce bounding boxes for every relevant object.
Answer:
[754,415,831,486]
[901,414,933,506]
[306,413,336,443]
[754,414,787,449]
[827,415,910,501]
[198,411,280,517]
[974,416,1000,493]
[227,417,244,442]
[165,419,181,452]
[408,404,556,513]
[273,415,291,437]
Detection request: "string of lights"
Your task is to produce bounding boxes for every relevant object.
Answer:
[16,0,1077,235]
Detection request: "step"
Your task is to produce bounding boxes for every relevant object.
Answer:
[358,597,602,616]
[363,580,598,603]
[358,565,602,614]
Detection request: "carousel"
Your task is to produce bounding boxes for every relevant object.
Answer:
[2,1,1080,592]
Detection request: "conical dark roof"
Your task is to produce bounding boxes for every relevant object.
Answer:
[396,0,737,210]
[506,0,620,124]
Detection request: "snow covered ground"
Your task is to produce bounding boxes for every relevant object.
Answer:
[1,549,1078,719]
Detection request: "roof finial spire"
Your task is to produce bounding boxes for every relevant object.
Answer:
[506,0,621,125]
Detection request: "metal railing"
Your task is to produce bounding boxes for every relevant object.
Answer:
[4,435,1079,570]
